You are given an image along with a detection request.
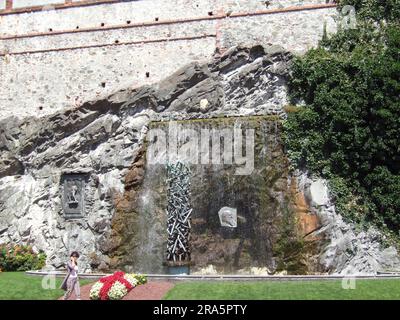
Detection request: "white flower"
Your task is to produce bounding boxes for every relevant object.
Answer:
[124,274,138,287]
[108,281,128,300]
[89,281,104,300]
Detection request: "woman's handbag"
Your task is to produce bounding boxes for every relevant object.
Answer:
[60,262,73,291]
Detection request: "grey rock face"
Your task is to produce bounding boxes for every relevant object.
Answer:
[0,45,292,271]
[0,44,398,274]
[308,179,329,207]
[0,151,24,179]
[296,172,400,275]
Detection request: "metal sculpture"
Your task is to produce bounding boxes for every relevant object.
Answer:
[165,162,192,263]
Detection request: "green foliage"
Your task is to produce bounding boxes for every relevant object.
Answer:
[133,274,148,285]
[0,244,46,272]
[284,0,400,234]
[274,206,308,274]
[337,0,400,23]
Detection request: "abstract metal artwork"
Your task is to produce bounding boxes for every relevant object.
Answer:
[165,162,192,263]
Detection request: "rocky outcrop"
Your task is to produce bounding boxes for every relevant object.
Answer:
[0,152,24,179]
[0,45,291,271]
[296,172,400,275]
[0,44,398,274]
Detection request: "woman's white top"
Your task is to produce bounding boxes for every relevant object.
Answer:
[70,265,78,278]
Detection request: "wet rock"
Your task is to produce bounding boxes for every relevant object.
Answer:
[192,265,218,275]
[296,172,400,275]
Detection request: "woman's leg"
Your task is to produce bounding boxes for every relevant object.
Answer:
[74,279,81,300]
[63,278,73,300]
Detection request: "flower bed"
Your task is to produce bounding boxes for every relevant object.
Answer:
[89,271,147,300]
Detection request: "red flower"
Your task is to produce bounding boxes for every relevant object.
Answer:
[99,275,114,283]
[96,271,134,300]
[99,280,114,300]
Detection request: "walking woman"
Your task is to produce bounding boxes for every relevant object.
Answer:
[61,251,81,300]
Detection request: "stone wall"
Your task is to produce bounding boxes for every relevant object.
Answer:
[1,43,398,275]
[0,45,294,271]
[12,0,65,8]
[0,0,338,120]
[1,1,398,276]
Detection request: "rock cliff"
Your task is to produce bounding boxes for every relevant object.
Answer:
[0,45,398,274]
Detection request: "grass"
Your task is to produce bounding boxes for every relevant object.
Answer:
[2,272,399,300]
[163,279,400,300]
[0,272,92,300]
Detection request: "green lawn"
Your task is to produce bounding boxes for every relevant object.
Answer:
[2,273,400,300]
[0,272,92,300]
[163,279,400,300]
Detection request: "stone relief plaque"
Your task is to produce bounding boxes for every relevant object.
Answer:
[62,174,85,218]
[218,207,237,228]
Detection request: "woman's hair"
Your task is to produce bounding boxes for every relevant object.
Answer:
[70,251,80,265]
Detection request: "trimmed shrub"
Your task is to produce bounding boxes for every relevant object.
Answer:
[0,244,46,271]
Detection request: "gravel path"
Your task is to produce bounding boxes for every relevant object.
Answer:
[60,281,175,300]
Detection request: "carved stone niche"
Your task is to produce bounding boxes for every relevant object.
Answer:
[61,173,88,219]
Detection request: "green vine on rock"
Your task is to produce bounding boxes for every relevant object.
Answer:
[283,0,400,239]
